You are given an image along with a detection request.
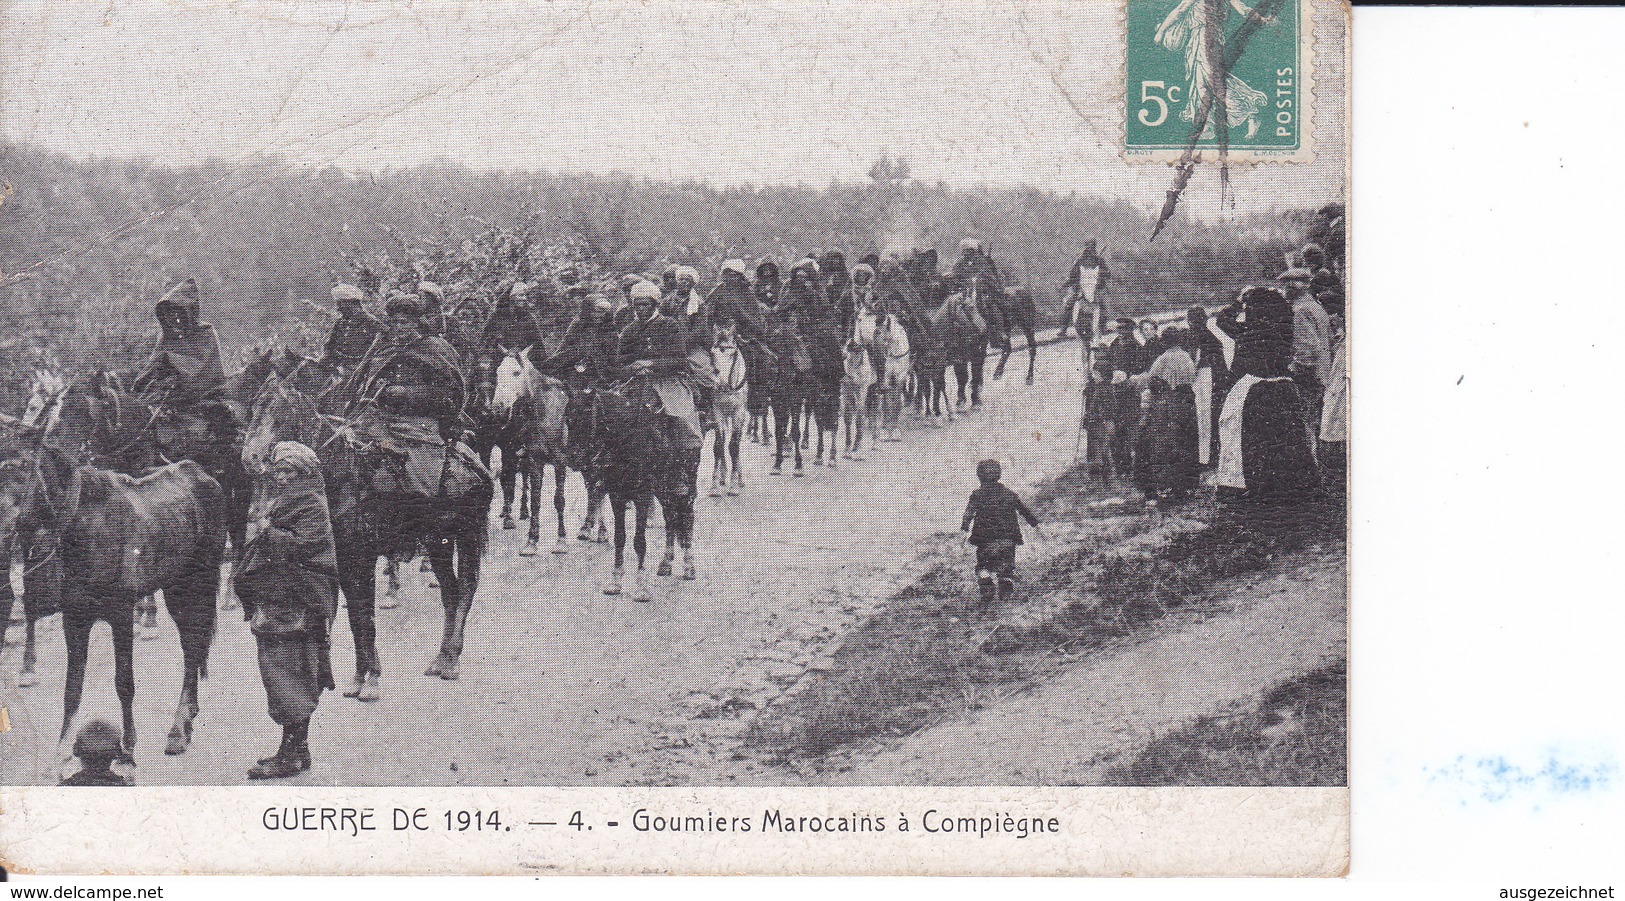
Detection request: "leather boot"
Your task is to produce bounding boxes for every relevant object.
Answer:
[249,726,301,779]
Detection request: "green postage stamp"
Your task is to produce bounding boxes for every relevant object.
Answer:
[1125,0,1318,162]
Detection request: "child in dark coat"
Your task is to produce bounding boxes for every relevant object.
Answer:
[960,459,1042,605]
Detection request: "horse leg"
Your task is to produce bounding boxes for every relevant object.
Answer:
[727,418,743,494]
[521,457,543,556]
[791,401,805,475]
[551,464,569,553]
[718,422,731,497]
[952,362,968,408]
[971,353,985,406]
[337,540,381,700]
[164,574,215,755]
[19,615,39,688]
[632,497,653,602]
[771,403,787,474]
[1027,322,1040,382]
[433,518,485,681]
[110,602,139,763]
[498,442,519,530]
[380,556,401,609]
[994,344,1011,379]
[58,609,92,763]
[604,495,627,594]
[425,536,462,679]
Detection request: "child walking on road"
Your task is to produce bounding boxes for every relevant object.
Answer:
[960,459,1043,606]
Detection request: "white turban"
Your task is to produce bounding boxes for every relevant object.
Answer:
[331,284,365,303]
[272,441,321,477]
[674,265,700,283]
[510,282,530,298]
[960,238,982,253]
[629,280,661,301]
[720,259,748,278]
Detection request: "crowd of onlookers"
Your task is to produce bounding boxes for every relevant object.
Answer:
[1081,241,1347,511]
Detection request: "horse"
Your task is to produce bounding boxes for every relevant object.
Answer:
[0,413,224,764]
[582,375,701,601]
[940,277,992,409]
[497,351,574,557]
[468,348,530,531]
[988,286,1039,385]
[1,370,68,688]
[874,313,911,442]
[709,324,750,496]
[243,373,493,692]
[758,319,815,475]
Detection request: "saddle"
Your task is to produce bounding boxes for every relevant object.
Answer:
[346,411,491,502]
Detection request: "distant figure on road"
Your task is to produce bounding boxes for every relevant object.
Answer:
[961,459,1042,607]
[1058,240,1110,341]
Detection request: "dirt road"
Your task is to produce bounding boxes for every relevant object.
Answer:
[1,341,1091,785]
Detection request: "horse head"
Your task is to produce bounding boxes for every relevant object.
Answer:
[0,414,76,536]
[243,373,321,476]
[490,346,532,416]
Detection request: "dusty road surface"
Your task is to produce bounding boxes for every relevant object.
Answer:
[2,339,1092,786]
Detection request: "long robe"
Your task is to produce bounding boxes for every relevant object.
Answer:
[235,487,338,726]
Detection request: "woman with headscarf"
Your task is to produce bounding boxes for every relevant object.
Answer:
[235,441,339,779]
[1131,326,1200,502]
[1187,306,1229,467]
[1215,287,1325,508]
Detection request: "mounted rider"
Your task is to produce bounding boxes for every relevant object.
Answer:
[478,282,545,369]
[130,277,238,455]
[357,292,466,439]
[536,291,619,390]
[616,280,703,452]
[948,238,1003,296]
[321,283,383,371]
[1058,239,1111,341]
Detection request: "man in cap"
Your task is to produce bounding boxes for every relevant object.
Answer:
[1281,267,1331,431]
[1058,239,1111,341]
[322,283,383,370]
[478,282,545,369]
[358,293,466,437]
[536,291,619,389]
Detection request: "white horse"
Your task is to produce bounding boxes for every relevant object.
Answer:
[709,324,749,497]
[493,349,576,557]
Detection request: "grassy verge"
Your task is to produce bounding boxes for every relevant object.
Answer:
[1100,660,1348,786]
[749,462,1343,762]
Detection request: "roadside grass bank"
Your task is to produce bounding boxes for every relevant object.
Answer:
[1099,659,1348,786]
[746,463,1344,767]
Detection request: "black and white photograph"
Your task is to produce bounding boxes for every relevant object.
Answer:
[0,0,1356,878]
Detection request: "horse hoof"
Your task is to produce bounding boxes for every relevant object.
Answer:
[632,586,653,603]
[682,564,697,581]
[165,730,188,756]
[727,486,740,497]
[358,673,381,703]
[424,657,445,677]
[708,487,723,498]
[603,580,623,596]
[552,538,570,555]
[439,659,460,681]
[139,627,159,642]
[380,591,399,610]
[502,515,517,530]
[793,468,805,478]
[657,560,673,578]
[769,466,783,476]
[427,579,440,590]
[519,541,539,557]
[1025,376,1035,386]
[17,669,38,688]
[342,674,364,698]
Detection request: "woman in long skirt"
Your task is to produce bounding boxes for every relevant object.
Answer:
[235,441,339,780]
[1132,327,1200,501]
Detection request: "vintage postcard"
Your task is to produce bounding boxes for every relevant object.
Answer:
[0,0,1349,877]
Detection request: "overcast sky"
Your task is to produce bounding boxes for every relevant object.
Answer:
[0,0,1345,213]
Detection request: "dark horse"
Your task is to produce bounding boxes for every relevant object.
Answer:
[941,276,993,409]
[0,412,224,764]
[244,371,492,692]
[581,376,701,602]
[758,318,815,475]
[987,285,1039,385]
